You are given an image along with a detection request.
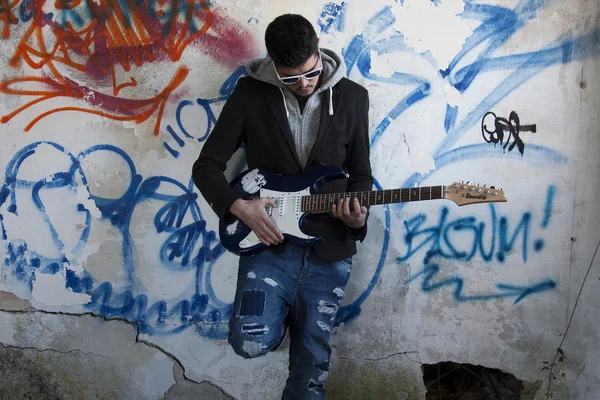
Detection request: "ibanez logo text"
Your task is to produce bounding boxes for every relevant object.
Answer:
[464,193,487,200]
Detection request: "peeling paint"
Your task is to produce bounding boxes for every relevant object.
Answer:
[391,0,473,69]
[242,340,266,358]
[31,273,91,307]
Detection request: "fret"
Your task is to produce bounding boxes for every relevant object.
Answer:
[300,185,449,213]
[410,188,419,201]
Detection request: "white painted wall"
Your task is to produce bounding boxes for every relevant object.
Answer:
[0,0,598,398]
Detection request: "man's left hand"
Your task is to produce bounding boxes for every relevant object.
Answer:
[332,197,367,229]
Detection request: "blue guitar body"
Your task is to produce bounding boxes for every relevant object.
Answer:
[218,166,347,255]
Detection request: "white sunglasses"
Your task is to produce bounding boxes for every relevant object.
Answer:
[273,52,323,85]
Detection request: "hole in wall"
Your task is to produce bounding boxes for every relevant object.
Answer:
[422,362,539,400]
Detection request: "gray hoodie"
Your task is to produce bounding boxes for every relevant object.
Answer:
[246,48,347,168]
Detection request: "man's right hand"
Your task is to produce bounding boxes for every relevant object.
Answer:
[230,198,284,246]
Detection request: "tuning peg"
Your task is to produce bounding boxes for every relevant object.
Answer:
[490,186,495,189]
[483,184,487,187]
[466,181,470,184]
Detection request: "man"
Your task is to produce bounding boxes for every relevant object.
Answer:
[192,14,372,399]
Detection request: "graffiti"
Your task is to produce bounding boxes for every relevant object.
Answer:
[317,2,346,33]
[0,0,18,39]
[1,0,597,337]
[400,186,557,303]
[481,111,536,156]
[1,141,237,337]
[0,0,258,136]
[333,0,599,323]
[163,65,247,157]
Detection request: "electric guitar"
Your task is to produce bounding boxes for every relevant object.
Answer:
[219,166,507,254]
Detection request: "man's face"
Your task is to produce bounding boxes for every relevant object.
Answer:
[276,53,322,97]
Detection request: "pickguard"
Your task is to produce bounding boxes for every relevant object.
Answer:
[238,187,315,249]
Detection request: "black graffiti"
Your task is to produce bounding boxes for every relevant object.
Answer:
[481,111,536,156]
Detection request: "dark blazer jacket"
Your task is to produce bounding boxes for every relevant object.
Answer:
[192,76,373,262]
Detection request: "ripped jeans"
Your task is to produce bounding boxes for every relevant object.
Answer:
[228,241,352,399]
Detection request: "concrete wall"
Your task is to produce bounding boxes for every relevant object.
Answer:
[0,0,598,398]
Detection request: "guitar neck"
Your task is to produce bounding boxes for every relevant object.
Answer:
[301,186,446,213]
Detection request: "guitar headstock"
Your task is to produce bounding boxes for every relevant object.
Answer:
[445,181,507,206]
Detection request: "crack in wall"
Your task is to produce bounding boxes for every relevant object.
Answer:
[0,308,234,399]
[0,342,122,360]
[333,345,423,366]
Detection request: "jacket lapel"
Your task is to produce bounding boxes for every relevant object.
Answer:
[305,88,342,168]
[264,87,303,172]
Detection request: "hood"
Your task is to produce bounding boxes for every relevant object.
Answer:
[246,48,346,95]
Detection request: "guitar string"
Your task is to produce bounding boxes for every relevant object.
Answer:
[263,189,445,202]
[259,189,445,209]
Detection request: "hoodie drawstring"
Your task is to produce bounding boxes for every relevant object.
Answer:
[279,88,290,117]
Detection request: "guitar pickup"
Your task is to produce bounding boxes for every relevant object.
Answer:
[265,204,273,217]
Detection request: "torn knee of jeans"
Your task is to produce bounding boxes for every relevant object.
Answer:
[238,290,266,317]
[316,320,331,332]
[308,379,326,392]
[242,323,269,336]
[333,287,345,299]
[309,363,329,390]
[317,300,338,315]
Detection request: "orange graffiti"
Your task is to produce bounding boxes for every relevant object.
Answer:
[0,0,18,39]
[0,0,259,136]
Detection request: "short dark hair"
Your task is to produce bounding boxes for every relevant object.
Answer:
[265,14,318,68]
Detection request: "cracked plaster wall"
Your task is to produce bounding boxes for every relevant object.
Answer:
[0,0,599,399]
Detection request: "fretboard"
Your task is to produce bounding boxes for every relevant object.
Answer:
[301,186,446,213]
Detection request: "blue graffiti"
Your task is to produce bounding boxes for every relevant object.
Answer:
[410,263,556,303]
[333,0,596,322]
[318,2,347,33]
[1,141,232,338]
[3,0,596,335]
[164,66,247,158]
[398,186,557,302]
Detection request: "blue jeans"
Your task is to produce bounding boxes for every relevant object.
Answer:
[228,241,352,399]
